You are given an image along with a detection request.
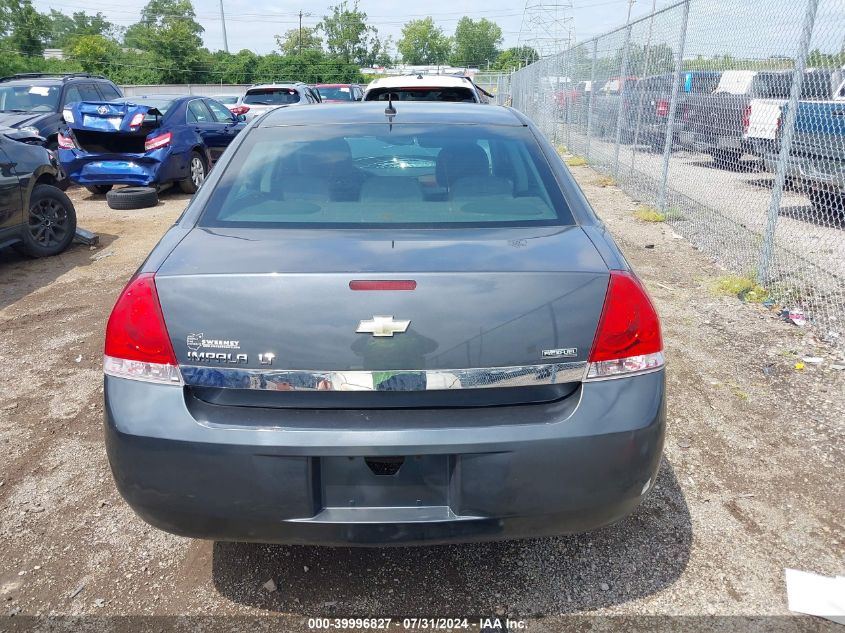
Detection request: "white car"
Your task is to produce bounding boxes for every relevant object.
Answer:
[363,74,490,103]
[237,83,322,120]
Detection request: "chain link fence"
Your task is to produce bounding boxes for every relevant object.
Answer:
[509,0,845,347]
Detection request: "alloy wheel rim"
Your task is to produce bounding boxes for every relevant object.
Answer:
[28,198,68,247]
[191,157,205,187]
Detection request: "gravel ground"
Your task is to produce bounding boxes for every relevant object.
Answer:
[0,177,842,631]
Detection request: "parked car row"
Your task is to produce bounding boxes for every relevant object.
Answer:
[565,67,845,215]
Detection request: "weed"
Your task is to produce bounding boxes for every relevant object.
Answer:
[565,156,587,167]
[714,275,769,303]
[634,206,666,222]
[593,176,617,187]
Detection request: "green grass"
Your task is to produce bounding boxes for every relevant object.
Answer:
[633,207,666,222]
[714,275,769,303]
[565,156,587,167]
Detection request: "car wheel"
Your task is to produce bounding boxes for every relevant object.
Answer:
[18,184,77,258]
[106,186,159,210]
[712,149,742,169]
[86,184,113,195]
[179,152,207,194]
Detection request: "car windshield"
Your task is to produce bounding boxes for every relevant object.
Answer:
[243,89,301,105]
[213,95,239,104]
[0,84,61,112]
[366,87,476,102]
[200,124,573,229]
[318,86,355,100]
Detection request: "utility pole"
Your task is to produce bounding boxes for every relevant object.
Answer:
[299,10,304,55]
[219,0,229,53]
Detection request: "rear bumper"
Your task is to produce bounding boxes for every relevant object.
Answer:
[58,148,178,187]
[105,370,666,546]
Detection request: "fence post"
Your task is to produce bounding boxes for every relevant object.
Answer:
[585,39,598,163]
[656,0,691,213]
[563,46,575,150]
[759,0,819,285]
[612,24,632,176]
[630,6,657,178]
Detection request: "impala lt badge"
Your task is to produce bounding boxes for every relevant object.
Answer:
[356,315,410,337]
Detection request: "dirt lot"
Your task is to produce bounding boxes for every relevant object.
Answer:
[0,175,842,630]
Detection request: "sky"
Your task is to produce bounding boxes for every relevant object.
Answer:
[32,0,666,57]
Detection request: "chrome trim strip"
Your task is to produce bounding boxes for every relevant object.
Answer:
[180,361,587,392]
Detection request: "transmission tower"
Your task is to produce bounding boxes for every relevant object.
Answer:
[517,0,575,62]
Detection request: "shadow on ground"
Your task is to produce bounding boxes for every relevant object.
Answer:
[0,233,118,309]
[211,458,691,618]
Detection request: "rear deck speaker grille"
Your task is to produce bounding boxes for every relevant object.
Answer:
[365,456,404,476]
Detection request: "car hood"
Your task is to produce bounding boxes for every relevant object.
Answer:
[0,111,49,129]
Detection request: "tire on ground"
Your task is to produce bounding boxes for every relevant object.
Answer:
[17,184,77,258]
[106,186,159,210]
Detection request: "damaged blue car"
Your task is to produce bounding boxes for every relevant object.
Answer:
[58,95,245,195]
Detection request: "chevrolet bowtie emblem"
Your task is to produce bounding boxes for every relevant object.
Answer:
[356,315,410,337]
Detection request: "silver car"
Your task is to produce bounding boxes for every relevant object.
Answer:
[104,102,666,546]
[237,82,321,120]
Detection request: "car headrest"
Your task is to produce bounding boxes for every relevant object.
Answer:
[435,143,490,188]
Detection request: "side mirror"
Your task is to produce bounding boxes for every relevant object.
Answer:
[236,114,247,122]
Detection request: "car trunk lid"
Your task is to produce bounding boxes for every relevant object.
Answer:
[155,226,610,407]
[66,101,161,153]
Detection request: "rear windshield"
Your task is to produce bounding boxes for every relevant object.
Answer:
[243,88,300,105]
[318,86,355,100]
[200,124,573,228]
[111,98,175,115]
[365,87,477,102]
[213,95,239,104]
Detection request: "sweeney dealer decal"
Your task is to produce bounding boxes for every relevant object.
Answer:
[186,333,246,363]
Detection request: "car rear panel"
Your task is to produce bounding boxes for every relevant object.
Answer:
[154,225,609,376]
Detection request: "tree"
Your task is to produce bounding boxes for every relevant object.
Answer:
[492,46,538,71]
[275,27,322,56]
[397,17,451,65]
[66,34,121,73]
[123,0,204,82]
[0,0,50,56]
[48,10,113,48]
[450,17,502,68]
[319,1,381,66]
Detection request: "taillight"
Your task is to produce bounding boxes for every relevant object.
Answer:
[144,131,172,152]
[129,112,145,128]
[586,271,664,379]
[57,132,75,149]
[656,98,669,117]
[103,273,182,385]
[230,105,249,116]
[742,105,752,134]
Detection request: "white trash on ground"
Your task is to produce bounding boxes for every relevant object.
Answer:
[785,568,845,624]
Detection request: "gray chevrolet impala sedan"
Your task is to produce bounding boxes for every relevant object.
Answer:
[104,102,665,545]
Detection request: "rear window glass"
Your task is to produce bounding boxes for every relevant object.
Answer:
[111,98,174,115]
[365,87,476,102]
[243,89,300,105]
[318,86,355,100]
[200,124,573,229]
[213,95,239,104]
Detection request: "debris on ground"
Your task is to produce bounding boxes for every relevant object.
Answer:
[262,579,277,593]
[72,228,99,246]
